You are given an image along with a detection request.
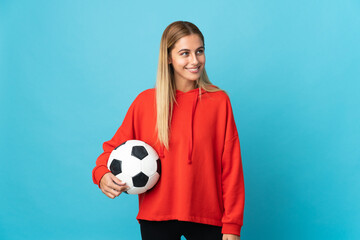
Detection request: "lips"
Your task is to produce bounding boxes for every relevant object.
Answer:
[186,66,200,73]
[186,66,200,70]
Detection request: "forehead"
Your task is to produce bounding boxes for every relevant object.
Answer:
[173,34,203,49]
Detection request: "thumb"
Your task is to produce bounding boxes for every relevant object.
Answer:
[111,174,125,186]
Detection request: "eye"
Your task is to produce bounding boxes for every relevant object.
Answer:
[197,49,204,54]
[180,52,189,56]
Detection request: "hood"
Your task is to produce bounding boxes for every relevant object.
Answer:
[158,86,208,164]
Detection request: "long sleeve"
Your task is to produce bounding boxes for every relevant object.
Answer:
[92,97,137,188]
[221,97,245,236]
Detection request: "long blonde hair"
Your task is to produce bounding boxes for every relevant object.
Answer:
[155,21,225,150]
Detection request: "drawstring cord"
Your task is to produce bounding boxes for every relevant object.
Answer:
[158,88,202,164]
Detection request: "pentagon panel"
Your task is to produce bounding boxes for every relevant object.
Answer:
[131,145,148,160]
[110,159,122,175]
[132,172,149,187]
[156,159,161,175]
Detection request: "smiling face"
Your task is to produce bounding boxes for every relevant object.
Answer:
[168,34,205,90]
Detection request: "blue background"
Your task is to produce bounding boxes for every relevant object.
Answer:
[1,0,359,239]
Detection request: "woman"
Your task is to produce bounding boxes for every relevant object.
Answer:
[92,21,245,240]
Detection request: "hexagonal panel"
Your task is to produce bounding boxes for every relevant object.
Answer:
[116,173,133,194]
[141,156,157,176]
[146,172,160,191]
[122,157,142,176]
[114,141,127,150]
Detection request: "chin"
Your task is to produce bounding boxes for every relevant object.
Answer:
[187,74,202,81]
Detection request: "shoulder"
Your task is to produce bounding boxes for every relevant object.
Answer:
[133,88,155,103]
[140,88,155,96]
[205,85,231,103]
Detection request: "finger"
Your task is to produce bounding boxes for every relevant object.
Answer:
[111,175,125,186]
[107,193,115,199]
[105,186,122,198]
[103,183,120,194]
[104,182,129,196]
[109,181,124,192]
[106,184,128,196]
[108,188,122,197]
[120,185,130,192]
[103,189,115,199]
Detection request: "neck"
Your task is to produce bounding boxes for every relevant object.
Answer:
[175,80,197,93]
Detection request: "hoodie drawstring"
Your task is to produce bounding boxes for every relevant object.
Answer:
[158,88,203,164]
[159,144,165,158]
[187,89,200,164]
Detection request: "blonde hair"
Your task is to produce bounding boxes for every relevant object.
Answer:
[155,21,225,150]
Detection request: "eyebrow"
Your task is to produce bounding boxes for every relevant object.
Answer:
[178,46,205,53]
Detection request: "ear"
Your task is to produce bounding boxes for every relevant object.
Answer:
[168,57,172,64]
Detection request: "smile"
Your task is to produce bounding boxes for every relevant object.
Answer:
[186,66,200,73]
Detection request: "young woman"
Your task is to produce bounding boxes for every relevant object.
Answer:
[92,21,245,240]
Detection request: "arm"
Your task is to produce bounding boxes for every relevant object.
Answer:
[92,96,138,188]
[221,97,245,237]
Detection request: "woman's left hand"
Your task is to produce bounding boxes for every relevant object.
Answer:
[223,233,240,240]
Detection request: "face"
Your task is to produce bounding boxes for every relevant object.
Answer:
[168,34,205,87]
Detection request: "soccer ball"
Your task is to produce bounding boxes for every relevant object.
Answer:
[107,140,161,195]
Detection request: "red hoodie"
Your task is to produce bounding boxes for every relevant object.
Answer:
[92,86,245,236]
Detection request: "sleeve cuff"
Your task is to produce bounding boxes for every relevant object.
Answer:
[92,165,110,188]
[221,223,242,236]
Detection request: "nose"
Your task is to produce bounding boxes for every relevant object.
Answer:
[190,53,199,65]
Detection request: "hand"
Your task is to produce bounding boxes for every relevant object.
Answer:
[99,172,129,199]
[223,234,240,240]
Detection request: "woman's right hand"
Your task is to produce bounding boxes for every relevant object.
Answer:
[100,172,129,199]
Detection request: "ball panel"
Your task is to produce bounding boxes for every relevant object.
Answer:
[156,159,161,175]
[132,172,149,187]
[131,145,148,160]
[122,157,142,176]
[127,187,146,195]
[146,172,160,191]
[109,146,128,162]
[141,156,158,176]
[143,144,159,159]
[116,173,134,189]
[109,159,122,175]
[114,141,127,150]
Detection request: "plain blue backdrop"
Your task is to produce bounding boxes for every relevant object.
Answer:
[1,0,359,239]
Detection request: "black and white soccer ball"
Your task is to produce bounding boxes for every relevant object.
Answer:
[107,140,161,195]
